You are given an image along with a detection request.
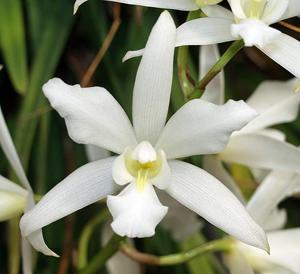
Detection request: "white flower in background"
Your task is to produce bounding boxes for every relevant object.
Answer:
[224,169,300,274]
[0,107,57,274]
[193,45,300,199]
[20,11,268,254]
[126,0,300,78]
[73,0,222,14]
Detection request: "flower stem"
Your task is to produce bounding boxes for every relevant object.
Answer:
[188,40,244,100]
[177,11,203,99]
[77,209,110,269]
[77,233,124,274]
[121,238,233,266]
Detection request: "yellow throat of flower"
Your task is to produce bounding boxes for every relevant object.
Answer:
[124,150,163,192]
[248,0,267,19]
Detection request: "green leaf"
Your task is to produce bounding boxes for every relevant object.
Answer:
[15,0,74,171]
[0,0,28,94]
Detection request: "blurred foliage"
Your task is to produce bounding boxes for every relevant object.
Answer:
[0,0,300,274]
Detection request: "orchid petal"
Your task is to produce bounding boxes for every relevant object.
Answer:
[156,99,257,159]
[107,183,168,238]
[21,239,33,274]
[73,0,87,14]
[0,107,31,190]
[224,249,254,274]
[228,0,247,19]
[247,171,295,228]
[0,175,27,196]
[221,133,300,172]
[241,79,300,132]
[0,191,26,221]
[202,5,235,20]
[85,145,110,162]
[255,129,286,142]
[200,45,225,105]
[246,79,298,113]
[132,11,176,144]
[239,229,300,274]
[122,49,144,63]
[167,160,268,251]
[203,155,245,203]
[176,18,235,47]
[150,152,171,190]
[112,153,133,186]
[260,208,287,231]
[43,78,136,154]
[279,0,300,21]
[258,33,300,78]
[262,0,289,25]
[265,229,300,273]
[159,191,202,241]
[20,157,116,239]
[105,0,198,11]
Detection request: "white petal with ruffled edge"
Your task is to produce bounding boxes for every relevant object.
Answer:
[107,183,168,238]
[156,99,257,159]
[132,11,176,144]
[166,160,269,251]
[43,78,137,154]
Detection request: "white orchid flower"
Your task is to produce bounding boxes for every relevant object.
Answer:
[20,11,268,254]
[125,1,300,78]
[73,0,222,14]
[0,106,57,274]
[224,169,300,274]
[194,45,300,198]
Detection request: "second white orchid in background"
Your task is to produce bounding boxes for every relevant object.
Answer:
[0,106,57,274]
[194,45,300,200]
[224,169,300,274]
[20,11,268,254]
[176,0,300,77]
[125,0,300,78]
[73,0,222,14]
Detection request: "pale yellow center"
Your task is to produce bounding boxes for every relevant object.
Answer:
[248,0,267,19]
[124,150,163,192]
